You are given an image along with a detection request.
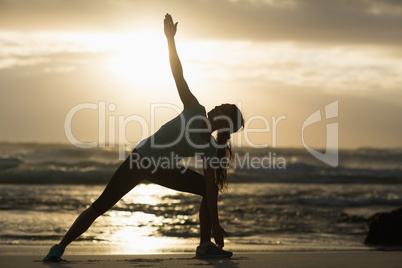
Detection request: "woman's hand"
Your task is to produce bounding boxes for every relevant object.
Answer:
[212,224,229,248]
[164,13,178,39]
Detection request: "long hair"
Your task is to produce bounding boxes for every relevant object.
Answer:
[214,105,244,192]
[215,131,232,191]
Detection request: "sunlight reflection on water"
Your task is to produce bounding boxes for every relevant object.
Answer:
[94,184,189,253]
[123,184,180,205]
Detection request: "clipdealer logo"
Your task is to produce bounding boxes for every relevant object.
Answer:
[64,100,339,168]
[302,101,339,167]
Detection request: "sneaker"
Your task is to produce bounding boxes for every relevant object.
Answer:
[42,244,65,262]
[196,242,233,258]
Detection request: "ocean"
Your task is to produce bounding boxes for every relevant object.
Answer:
[1,142,401,253]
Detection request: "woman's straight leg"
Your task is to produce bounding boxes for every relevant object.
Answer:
[59,206,100,248]
[58,156,147,247]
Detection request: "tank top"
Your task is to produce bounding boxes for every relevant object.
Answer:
[135,98,217,162]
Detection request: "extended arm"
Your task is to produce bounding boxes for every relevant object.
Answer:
[164,14,195,108]
[203,160,228,248]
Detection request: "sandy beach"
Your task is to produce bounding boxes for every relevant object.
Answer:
[1,250,401,268]
[1,245,401,268]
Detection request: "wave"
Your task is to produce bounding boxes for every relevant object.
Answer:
[270,196,402,207]
[0,142,401,184]
[230,162,402,184]
[2,183,401,213]
[0,158,22,170]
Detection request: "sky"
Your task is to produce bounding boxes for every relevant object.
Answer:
[1,0,402,150]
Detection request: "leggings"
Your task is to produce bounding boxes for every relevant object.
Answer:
[92,150,206,215]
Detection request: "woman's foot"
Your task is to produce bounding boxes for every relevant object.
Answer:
[196,242,233,258]
[42,244,65,262]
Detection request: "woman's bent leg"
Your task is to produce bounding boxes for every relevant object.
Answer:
[59,156,146,248]
[146,166,206,196]
[199,197,212,244]
[147,167,212,244]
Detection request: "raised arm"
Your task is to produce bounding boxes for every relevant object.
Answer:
[164,13,195,108]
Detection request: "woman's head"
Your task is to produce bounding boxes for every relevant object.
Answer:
[208,104,244,191]
[207,104,244,134]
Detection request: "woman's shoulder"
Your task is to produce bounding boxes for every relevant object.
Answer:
[186,97,206,116]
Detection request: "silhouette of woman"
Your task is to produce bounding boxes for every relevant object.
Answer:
[43,14,244,261]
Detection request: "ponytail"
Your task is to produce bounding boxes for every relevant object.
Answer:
[211,103,244,192]
[215,131,232,192]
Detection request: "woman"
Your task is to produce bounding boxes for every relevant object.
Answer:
[43,14,244,261]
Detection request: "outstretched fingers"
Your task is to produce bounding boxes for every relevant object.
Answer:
[165,13,173,23]
[213,225,230,249]
[164,13,176,27]
[164,13,178,38]
[222,228,229,238]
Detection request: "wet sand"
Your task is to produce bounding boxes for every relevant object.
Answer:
[1,246,401,268]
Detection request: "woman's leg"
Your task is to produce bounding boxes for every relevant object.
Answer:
[146,166,206,195]
[59,206,100,248]
[199,197,212,244]
[146,167,212,244]
[59,156,147,247]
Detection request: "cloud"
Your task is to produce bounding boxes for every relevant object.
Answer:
[360,0,402,15]
[1,32,401,94]
[1,0,401,147]
[0,0,401,46]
